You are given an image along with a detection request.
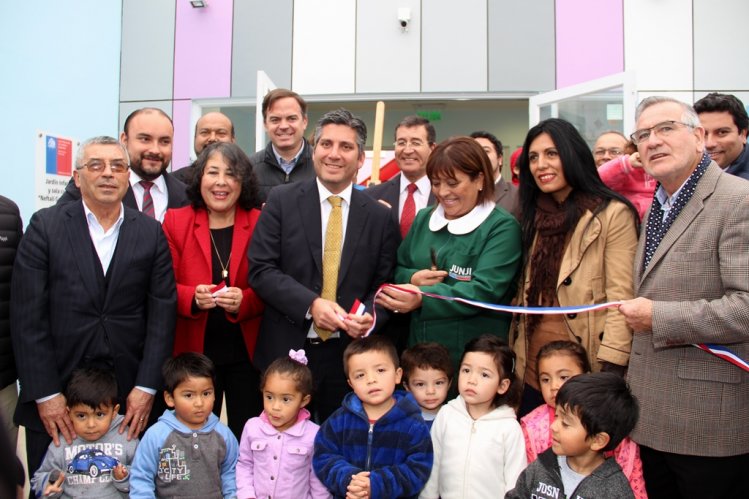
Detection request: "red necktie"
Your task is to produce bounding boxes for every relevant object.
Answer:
[400,183,418,239]
[140,180,155,218]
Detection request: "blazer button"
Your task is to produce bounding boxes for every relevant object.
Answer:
[575,335,583,343]
[562,277,572,286]
[567,313,577,319]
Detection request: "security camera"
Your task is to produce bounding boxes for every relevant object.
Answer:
[398,8,411,31]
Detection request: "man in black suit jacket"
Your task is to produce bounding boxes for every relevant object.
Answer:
[57,107,189,221]
[249,109,399,421]
[471,130,520,220]
[11,136,176,476]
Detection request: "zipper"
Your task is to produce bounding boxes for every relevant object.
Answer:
[365,422,374,471]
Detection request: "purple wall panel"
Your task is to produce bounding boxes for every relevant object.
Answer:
[173,0,233,99]
[172,100,192,172]
[556,0,623,88]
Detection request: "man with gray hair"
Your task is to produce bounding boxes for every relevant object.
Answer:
[619,96,749,498]
[11,136,176,478]
[249,109,399,421]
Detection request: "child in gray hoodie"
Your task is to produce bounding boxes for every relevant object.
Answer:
[32,367,138,498]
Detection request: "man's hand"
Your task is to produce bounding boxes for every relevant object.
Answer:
[343,312,374,339]
[618,297,654,332]
[119,387,154,440]
[37,395,75,446]
[346,471,371,499]
[310,297,347,332]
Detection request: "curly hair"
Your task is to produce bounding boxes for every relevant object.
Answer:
[186,142,261,210]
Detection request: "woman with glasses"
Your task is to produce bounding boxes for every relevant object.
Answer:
[376,137,522,369]
[161,142,264,440]
[511,118,640,416]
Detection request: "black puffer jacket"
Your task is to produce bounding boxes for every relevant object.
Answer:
[0,196,22,389]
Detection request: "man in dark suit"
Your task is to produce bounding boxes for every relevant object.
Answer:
[11,136,176,476]
[471,130,520,219]
[249,109,399,422]
[172,111,236,184]
[619,97,749,498]
[57,107,189,221]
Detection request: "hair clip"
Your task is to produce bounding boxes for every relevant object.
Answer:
[289,349,308,365]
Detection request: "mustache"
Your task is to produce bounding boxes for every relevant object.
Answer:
[140,153,165,162]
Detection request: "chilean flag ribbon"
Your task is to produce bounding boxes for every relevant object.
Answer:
[366,284,749,373]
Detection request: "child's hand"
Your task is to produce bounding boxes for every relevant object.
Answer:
[346,471,370,499]
[112,463,128,480]
[43,471,65,496]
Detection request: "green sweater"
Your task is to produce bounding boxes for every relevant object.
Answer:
[395,204,521,367]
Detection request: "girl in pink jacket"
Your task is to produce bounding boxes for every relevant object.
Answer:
[520,341,648,499]
[237,351,331,499]
[597,152,656,221]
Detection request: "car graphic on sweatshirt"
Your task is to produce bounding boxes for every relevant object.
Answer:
[66,448,119,478]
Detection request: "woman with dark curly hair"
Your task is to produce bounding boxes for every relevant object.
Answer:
[511,118,639,417]
[162,141,264,439]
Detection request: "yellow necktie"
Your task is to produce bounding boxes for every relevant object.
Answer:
[314,195,343,341]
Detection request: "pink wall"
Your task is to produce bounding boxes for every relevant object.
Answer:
[172,100,193,171]
[173,0,233,99]
[556,0,624,88]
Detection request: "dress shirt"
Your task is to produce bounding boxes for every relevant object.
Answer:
[130,171,168,222]
[654,177,689,223]
[82,200,124,274]
[398,174,431,219]
[272,143,305,175]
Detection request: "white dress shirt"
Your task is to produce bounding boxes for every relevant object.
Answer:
[398,174,432,219]
[130,170,168,222]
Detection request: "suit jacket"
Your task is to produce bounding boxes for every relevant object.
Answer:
[494,177,520,220]
[162,206,264,360]
[56,172,189,211]
[366,173,436,236]
[248,179,400,371]
[10,201,176,432]
[627,162,749,456]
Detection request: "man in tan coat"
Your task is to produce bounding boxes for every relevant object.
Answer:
[620,96,749,499]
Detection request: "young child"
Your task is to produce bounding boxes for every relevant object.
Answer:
[521,341,647,498]
[31,367,138,498]
[507,372,639,499]
[420,335,526,499]
[129,353,238,499]
[400,342,453,428]
[236,349,330,499]
[313,335,433,498]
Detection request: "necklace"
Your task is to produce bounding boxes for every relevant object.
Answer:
[209,230,231,280]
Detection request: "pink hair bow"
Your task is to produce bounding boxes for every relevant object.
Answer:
[289,349,308,365]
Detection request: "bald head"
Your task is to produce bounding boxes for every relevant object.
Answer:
[194,112,235,155]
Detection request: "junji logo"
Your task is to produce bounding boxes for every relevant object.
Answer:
[448,264,472,281]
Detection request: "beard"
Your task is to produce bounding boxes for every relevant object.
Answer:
[130,153,169,181]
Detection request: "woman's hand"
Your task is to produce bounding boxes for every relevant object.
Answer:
[410,269,448,286]
[215,286,243,314]
[376,283,423,313]
[194,284,217,310]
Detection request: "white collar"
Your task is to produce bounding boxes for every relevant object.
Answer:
[316,178,353,206]
[428,201,495,234]
[129,170,167,192]
[399,173,431,195]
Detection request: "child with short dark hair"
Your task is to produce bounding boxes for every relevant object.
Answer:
[32,367,138,498]
[400,342,453,428]
[521,341,646,498]
[237,350,330,499]
[507,372,639,499]
[313,335,433,498]
[421,335,526,499]
[129,353,238,499]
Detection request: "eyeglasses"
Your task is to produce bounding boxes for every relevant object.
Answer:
[593,148,624,158]
[394,139,427,149]
[630,121,694,145]
[77,159,129,173]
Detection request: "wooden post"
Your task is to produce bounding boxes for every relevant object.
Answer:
[369,101,385,186]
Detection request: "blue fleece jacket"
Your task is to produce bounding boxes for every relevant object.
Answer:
[129,409,238,499]
[313,390,433,499]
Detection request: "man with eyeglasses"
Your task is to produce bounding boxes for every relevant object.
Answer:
[172,111,236,184]
[11,136,176,481]
[592,130,629,167]
[57,107,189,222]
[618,96,749,499]
[251,88,316,203]
[694,92,749,180]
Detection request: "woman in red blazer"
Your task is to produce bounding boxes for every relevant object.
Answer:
[162,142,264,439]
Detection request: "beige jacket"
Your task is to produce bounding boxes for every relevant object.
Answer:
[511,200,638,381]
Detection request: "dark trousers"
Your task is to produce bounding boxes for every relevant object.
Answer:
[305,338,351,424]
[213,360,262,441]
[640,445,749,499]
